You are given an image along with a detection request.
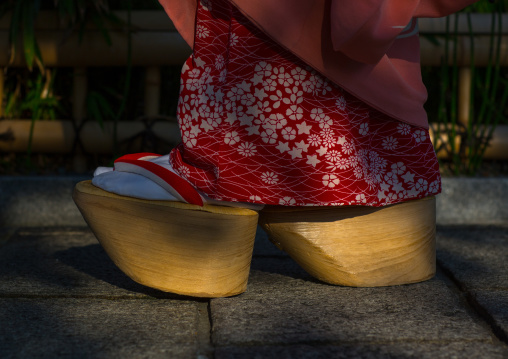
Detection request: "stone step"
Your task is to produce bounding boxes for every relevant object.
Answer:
[1,176,507,226]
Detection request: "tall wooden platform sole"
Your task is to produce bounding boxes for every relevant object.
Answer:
[259,197,436,287]
[73,180,259,297]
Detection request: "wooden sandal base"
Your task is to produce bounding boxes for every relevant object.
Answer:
[259,197,436,287]
[73,180,259,297]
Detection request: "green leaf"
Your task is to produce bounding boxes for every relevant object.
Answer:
[0,1,12,20]
[86,91,116,129]
[92,12,112,46]
[8,1,22,65]
[420,33,440,46]
[21,0,44,71]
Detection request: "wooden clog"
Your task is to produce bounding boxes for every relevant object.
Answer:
[259,197,436,287]
[73,180,258,297]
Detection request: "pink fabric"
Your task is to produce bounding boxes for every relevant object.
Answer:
[157,0,197,48]
[168,0,441,207]
[158,0,477,129]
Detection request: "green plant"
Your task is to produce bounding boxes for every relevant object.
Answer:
[0,0,132,161]
[0,0,123,70]
[4,69,60,119]
[432,1,508,175]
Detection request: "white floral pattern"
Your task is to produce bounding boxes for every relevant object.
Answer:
[261,172,279,184]
[169,0,441,206]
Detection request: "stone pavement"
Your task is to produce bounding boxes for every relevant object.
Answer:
[0,224,507,358]
[2,177,508,227]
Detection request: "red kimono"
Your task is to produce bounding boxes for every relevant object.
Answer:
[166,0,443,206]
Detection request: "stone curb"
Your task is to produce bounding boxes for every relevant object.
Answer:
[0,176,89,227]
[438,177,508,225]
[0,176,507,227]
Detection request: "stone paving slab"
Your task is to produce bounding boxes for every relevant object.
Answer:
[0,227,184,298]
[0,176,89,227]
[437,225,508,290]
[474,291,508,342]
[211,257,494,347]
[438,178,508,225]
[1,226,507,358]
[433,225,508,346]
[1,176,507,227]
[215,342,508,359]
[0,298,201,359]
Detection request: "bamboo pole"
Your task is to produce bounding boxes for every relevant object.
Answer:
[0,11,178,32]
[428,124,508,160]
[0,31,191,68]
[0,67,4,118]
[419,14,508,35]
[0,119,181,154]
[72,67,88,173]
[458,67,472,127]
[482,125,508,160]
[429,124,462,159]
[419,35,508,66]
[0,11,191,67]
[144,66,161,117]
[72,67,87,122]
[2,119,507,159]
[0,19,505,69]
[0,12,506,68]
[1,12,508,160]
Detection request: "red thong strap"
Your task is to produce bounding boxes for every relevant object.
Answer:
[114,153,161,162]
[114,153,204,206]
